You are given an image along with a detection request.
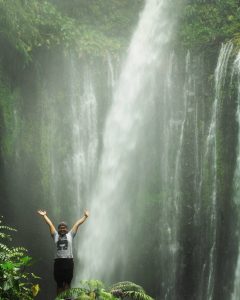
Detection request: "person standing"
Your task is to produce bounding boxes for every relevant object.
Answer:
[37,209,89,296]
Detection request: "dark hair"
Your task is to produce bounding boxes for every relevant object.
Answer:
[58,222,68,229]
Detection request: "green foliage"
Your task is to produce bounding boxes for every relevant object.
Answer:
[177,0,240,51]
[51,0,143,42]
[0,218,40,300]
[55,280,114,300]
[55,280,153,300]
[0,0,143,62]
[0,0,72,61]
[109,281,153,300]
[109,281,145,293]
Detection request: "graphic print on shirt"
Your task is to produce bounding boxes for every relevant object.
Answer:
[57,238,68,251]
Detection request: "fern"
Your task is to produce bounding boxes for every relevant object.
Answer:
[122,291,154,300]
[109,281,145,292]
[109,281,154,300]
[56,280,115,300]
[0,218,40,299]
[55,287,87,299]
[55,280,154,300]
[0,225,17,232]
[0,242,10,253]
[56,287,116,300]
[79,279,104,291]
[0,232,12,240]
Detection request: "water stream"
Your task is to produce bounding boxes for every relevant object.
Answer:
[78,0,176,282]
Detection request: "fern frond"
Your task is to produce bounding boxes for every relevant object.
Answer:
[0,225,17,232]
[11,246,27,254]
[109,281,145,292]
[0,251,7,261]
[0,232,12,241]
[0,242,11,253]
[79,279,104,291]
[56,287,87,299]
[8,251,25,259]
[0,245,27,262]
[123,291,154,300]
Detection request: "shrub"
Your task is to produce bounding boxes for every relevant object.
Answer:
[0,217,40,300]
[55,279,153,300]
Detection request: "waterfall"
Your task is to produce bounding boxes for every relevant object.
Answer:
[174,51,191,204]
[107,55,116,92]
[3,2,240,299]
[155,49,185,299]
[68,59,98,209]
[78,0,176,282]
[204,43,233,300]
[166,43,234,300]
[231,50,240,300]
[174,50,204,300]
[40,83,60,211]
[40,56,99,220]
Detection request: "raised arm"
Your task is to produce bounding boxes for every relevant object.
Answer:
[37,210,56,237]
[71,210,89,235]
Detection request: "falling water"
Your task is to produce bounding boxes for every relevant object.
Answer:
[40,57,99,219]
[231,50,240,300]
[78,0,176,281]
[107,55,116,92]
[68,59,98,208]
[204,43,233,300]
[153,50,192,299]
[174,51,191,204]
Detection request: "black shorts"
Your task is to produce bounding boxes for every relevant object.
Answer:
[54,258,74,288]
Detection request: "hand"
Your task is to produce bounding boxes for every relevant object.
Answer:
[38,210,47,216]
[84,210,89,218]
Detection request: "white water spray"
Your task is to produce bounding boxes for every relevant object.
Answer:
[231,50,240,300]
[78,0,175,281]
[69,60,98,208]
[40,57,99,220]
[204,42,233,300]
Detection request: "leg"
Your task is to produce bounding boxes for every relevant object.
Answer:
[63,282,72,300]
[63,259,74,292]
[63,282,71,291]
[54,259,65,296]
[57,286,64,296]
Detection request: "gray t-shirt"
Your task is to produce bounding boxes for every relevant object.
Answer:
[53,230,76,259]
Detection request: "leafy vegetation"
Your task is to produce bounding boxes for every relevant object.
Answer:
[109,281,153,300]
[50,0,143,46]
[0,218,40,300]
[55,280,153,300]
[0,0,143,63]
[177,0,240,52]
[0,0,75,61]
